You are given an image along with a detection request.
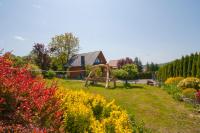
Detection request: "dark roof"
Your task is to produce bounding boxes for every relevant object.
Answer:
[69,51,103,67]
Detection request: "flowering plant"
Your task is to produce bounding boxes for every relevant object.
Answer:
[196,91,200,103]
[0,53,62,131]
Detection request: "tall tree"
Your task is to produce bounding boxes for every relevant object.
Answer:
[179,56,185,77]
[196,52,200,78]
[49,33,79,70]
[31,43,51,70]
[192,52,198,77]
[134,57,143,72]
[175,60,180,77]
[183,56,189,77]
[187,54,194,77]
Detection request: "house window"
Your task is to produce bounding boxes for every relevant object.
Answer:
[94,58,101,64]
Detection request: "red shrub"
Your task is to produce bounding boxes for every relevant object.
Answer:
[0,53,63,131]
[196,91,200,103]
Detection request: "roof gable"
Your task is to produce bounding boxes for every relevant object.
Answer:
[69,51,106,67]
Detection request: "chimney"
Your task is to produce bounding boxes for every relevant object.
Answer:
[81,56,85,66]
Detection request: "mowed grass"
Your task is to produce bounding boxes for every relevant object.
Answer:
[48,79,200,133]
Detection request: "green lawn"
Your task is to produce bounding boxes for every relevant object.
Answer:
[49,79,200,133]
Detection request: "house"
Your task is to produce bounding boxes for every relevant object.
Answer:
[68,51,107,79]
[108,60,119,69]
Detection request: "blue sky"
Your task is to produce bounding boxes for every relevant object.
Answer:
[0,0,200,64]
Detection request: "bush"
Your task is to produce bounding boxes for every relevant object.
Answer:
[196,91,200,103]
[177,77,200,90]
[165,77,184,85]
[44,70,56,79]
[0,53,62,131]
[112,69,128,80]
[182,88,197,100]
[56,88,133,133]
[28,64,42,78]
[162,85,183,101]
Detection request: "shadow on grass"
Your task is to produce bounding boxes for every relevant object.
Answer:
[86,82,144,90]
[117,83,144,89]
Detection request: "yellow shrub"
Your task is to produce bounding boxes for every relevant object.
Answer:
[165,77,184,85]
[56,87,133,133]
[182,88,197,99]
[177,77,200,90]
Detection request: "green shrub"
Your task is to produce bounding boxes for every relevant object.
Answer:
[173,92,183,101]
[182,88,197,100]
[112,69,128,79]
[162,85,183,101]
[28,64,42,78]
[177,77,200,90]
[44,70,56,79]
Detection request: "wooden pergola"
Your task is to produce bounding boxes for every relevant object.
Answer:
[85,64,116,88]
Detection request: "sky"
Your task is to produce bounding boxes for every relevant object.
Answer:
[0,0,200,64]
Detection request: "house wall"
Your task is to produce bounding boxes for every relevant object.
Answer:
[68,66,85,79]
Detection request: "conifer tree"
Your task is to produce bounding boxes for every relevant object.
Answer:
[187,54,194,77]
[196,52,200,78]
[183,56,188,77]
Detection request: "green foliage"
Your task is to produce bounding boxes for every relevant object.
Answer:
[113,64,138,85]
[49,33,79,70]
[112,69,128,79]
[146,62,159,72]
[122,64,138,80]
[85,65,103,78]
[162,85,183,101]
[197,53,200,78]
[137,72,152,79]
[177,77,200,90]
[44,70,56,79]
[29,64,42,78]
[182,88,197,100]
[11,55,27,67]
[134,57,143,73]
[158,52,200,81]
[85,65,92,76]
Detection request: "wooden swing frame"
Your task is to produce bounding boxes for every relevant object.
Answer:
[85,64,116,88]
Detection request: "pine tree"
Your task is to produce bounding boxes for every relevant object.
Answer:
[187,54,194,77]
[192,52,198,77]
[196,52,200,78]
[183,55,189,77]
[175,60,180,77]
[179,57,184,77]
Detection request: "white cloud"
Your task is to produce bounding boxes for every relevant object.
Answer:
[14,36,26,41]
[32,4,41,9]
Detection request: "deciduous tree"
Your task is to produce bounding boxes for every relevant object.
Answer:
[49,33,79,70]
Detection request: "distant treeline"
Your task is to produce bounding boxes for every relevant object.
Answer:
[158,52,200,81]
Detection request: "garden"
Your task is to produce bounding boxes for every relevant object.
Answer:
[0,53,139,132]
[1,33,200,133]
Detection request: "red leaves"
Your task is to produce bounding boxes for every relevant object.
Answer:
[0,53,62,130]
[196,91,200,103]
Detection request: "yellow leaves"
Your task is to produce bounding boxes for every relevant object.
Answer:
[56,87,133,132]
[177,77,200,90]
[165,77,184,85]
